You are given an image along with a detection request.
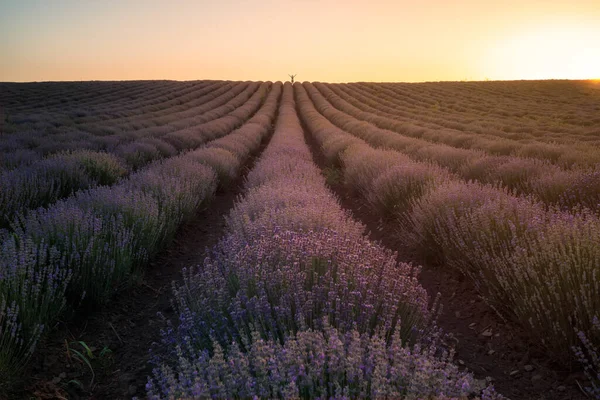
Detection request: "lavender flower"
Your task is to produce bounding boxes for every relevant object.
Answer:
[147,322,502,400]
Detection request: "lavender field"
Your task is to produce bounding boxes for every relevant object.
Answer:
[0,79,599,399]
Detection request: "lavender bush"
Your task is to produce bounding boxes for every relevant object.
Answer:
[225,183,364,242]
[73,185,166,270]
[115,141,163,169]
[341,144,444,217]
[125,156,217,225]
[0,150,127,228]
[137,137,178,158]
[0,235,71,383]
[558,166,600,211]
[61,149,128,185]
[0,235,71,329]
[368,162,444,217]
[0,157,90,228]
[11,200,138,304]
[415,189,600,359]
[0,148,40,170]
[500,210,600,358]
[187,147,241,187]
[397,181,503,264]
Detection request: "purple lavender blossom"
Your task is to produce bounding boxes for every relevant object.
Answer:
[147,323,502,400]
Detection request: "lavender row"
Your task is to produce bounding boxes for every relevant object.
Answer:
[0,81,240,170]
[2,81,205,132]
[0,81,233,159]
[296,82,600,369]
[304,82,600,212]
[78,81,232,133]
[64,81,211,122]
[315,82,600,167]
[0,150,127,229]
[361,81,600,144]
[0,80,166,113]
[0,80,191,143]
[0,82,225,169]
[8,81,216,131]
[347,82,599,147]
[0,83,270,230]
[146,82,502,399]
[111,81,266,169]
[329,82,544,146]
[0,82,282,386]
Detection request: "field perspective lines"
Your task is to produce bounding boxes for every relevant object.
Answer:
[0,79,598,400]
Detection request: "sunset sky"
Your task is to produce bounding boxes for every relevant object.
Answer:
[1,0,599,83]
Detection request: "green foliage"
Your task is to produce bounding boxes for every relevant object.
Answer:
[323,166,342,186]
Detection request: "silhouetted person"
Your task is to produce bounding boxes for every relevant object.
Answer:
[289,74,297,83]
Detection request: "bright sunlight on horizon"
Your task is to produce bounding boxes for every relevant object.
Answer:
[1,0,599,83]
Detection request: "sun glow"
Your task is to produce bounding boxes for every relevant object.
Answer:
[1,1,600,82]
[484,22,600,80]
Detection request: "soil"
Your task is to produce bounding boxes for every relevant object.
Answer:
[11,140,270,400]
[300,119,589,400]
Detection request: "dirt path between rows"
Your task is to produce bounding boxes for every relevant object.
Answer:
[300,120,588,400]
[14,139,271,400]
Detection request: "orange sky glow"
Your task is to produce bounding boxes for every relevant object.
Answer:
[1,0,599,82]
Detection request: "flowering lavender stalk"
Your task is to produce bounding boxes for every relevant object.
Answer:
[0,237,65,384]
[0,234,71,328]
[171,229,428,352]
[147,321,503,400]
[0,298,44,387]
[574,316,600,399]
[11,200,137,304]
